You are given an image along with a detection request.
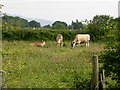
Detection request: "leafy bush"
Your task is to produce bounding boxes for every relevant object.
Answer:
[3,28,118,42]
[72,70,91,88]
[88,15,117,42]
[2,29,90,41]
[99,28,120,88]
[88,24,105,41]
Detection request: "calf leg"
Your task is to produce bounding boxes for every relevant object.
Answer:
[72,43,76,48]
[87,42,90,47]
[58,43,60,47]
[57,43,60,47]
[60,42,63,47]
[86,42,90,47]
[76,43,79,47]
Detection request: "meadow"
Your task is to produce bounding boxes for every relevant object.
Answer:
[2,40,104,88]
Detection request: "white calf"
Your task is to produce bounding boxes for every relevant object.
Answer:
[71,34,90,48]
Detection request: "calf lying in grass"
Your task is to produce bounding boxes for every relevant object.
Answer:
[31,41,46,47]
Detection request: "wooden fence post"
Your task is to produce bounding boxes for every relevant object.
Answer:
[99,69,106,90]
[102,70,106,89]
[91,55,99,90]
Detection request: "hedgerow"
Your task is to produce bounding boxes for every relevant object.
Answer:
[2,29,90,41]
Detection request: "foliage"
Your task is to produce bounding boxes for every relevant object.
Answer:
[29,20,41,28]
[43,24,51,28]
[2,15,86,31]
[88,24,104,41]
[2,15,30,29]
[2,29,90,41]
[92,15,113,25]
[72,70,91,88]
[2,22,14,30]
[71,19,84,30]
[82,24,88,30]
[99,18,120,88]
[88,15,116,41]
[52,21,67,29]
[2,15,42,30]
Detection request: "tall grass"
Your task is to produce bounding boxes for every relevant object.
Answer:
[2,41,104,88]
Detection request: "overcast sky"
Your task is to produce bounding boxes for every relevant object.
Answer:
[0,0,119,24]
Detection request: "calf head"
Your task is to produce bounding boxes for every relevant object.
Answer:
[71,41,76,48]
[56,34,63,44]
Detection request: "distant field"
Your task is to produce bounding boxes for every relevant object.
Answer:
[2,40,104,88]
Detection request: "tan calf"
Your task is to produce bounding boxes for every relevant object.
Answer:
[56,34,63,47]
[31,41,46,47]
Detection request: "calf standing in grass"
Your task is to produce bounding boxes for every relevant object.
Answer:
[56,34,63,47]
[71,34,90,48]
[31,41,46,47]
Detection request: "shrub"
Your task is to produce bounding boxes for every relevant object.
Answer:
[72,70,91,88]
[2,29,90,41]
[99,29,120,88]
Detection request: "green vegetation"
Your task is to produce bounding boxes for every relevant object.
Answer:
[29,20,41,28]
[2,15,41,30]
[71,19,84,30]
[2,41,104,88]
[52,21,67,29]
[99,17,120,88]
[88,15,117,41]
[2,15,30,28]
[2,29,90,41]
[2,15,118,42]
[2,15,87,30]
[2,14,119,88]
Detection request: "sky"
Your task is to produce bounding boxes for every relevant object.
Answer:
[0,0,119,25]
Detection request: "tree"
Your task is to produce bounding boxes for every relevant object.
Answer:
[43,24,51,28]
[88,15,114,41]
[91,15,114,31]
[2,15,30,30]
[82,24,88,30]
[2,15,30,27]
[68,25,72,30]
[100,17,120,88]
[29,20,41,28]
[71,19,83,30]
[52,21,67,29]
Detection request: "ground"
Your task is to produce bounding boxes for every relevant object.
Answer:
[2,40,104,88]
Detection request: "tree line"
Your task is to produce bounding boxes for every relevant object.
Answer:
[2,15,41,30]
[2,14,118,32]
[2,14,118,42]
[2,15,87,30]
